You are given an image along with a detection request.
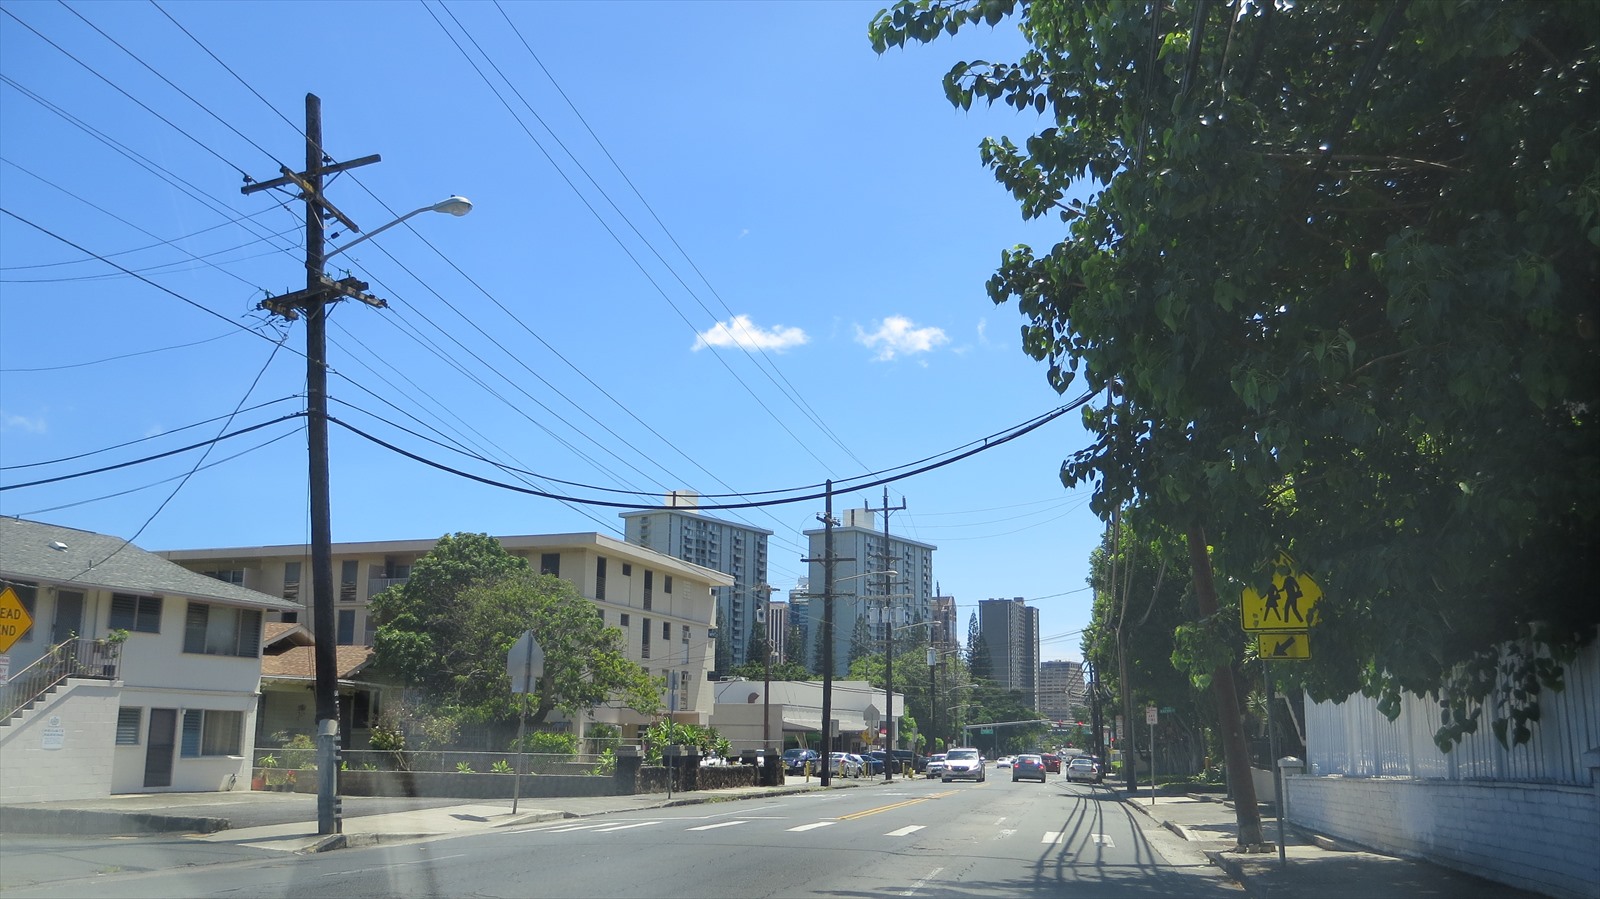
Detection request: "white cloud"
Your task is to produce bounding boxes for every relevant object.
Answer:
[693,314,808,353]
[854,315,950,362]
[1,411,47,434]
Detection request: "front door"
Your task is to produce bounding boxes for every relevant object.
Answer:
[51,591,84,644]
[144,708,177,788]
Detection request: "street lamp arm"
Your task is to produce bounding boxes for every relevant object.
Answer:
[325,196,472,260]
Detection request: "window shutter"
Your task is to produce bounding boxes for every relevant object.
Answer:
[184,604,209,654]
[109,595,137,630]
[181,710,202,757]
[236,609,262,657]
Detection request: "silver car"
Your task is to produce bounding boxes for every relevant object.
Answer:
[940,747,986,783]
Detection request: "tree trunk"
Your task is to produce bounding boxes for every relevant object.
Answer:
[1187,523,1265,846]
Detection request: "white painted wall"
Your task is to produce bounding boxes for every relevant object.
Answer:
[110,686,259,794]
[1287,775,1599,899]
[0,679,119,804]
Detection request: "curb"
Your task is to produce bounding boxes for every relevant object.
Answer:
[0,806,229,835]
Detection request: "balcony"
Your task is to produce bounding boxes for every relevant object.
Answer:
[368,576,409,597]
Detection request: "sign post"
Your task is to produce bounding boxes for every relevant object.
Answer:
[506,631,544,815]
[1145,706,1158,804]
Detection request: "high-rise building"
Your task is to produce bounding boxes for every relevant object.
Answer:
[978,597,1041,709]
[801,507,936,677]
[766,601,789,664]
[621,495,771,671]
[930,594,958,652]
[1039,660,1087,721]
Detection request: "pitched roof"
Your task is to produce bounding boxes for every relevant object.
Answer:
[259,644,375,680]
[0,517,299,612]
[263,621,312,649]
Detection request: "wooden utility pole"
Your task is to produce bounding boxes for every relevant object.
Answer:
[243,94,380,836]
[1188,523,1264,845]
[872,488,905,780]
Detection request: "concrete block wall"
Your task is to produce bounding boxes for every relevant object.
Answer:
[1287,776,1599,898]
[0,680,120,805]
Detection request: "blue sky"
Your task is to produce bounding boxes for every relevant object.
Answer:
[0,1,1102,662]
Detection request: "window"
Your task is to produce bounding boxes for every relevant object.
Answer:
[620,614,630,627]
[116,707,142,745]
[282,561,301,600]
[337,610,356,645]
[662,621,671,641]
[540,553,561,577]
[340,560,358,601]
[595,557,607,600]
[201,569,244,585]
[621,563,632,577]
[679,670,690,710]
[362,615,376,646]
[642,617,651,659]
[643,572,653,610]
[181,709,242,757]
[182,603,261,657]
[280,611,299,624]
[664,575,673,594]
[109,594,162,633]
[682,624,689,645]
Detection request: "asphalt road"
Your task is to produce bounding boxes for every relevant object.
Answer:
[0,779,1242,898]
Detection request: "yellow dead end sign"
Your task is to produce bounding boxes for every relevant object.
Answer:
[1258,632,1311,660]
[0,585,35,653]
[1241,554,1323,632]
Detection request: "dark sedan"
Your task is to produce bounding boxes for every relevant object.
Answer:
[1012,753,1047,783]
[1041,752,1062,773]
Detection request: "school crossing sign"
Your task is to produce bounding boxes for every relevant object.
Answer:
[1241,554,1323,632]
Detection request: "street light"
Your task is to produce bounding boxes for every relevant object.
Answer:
[325,196,473,259]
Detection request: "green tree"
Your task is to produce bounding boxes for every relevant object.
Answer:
[747,621,771,667]
[371,534,660,728]
[458,571,662,728]
[783,615,810,673]
[873,0,1598,842]
[727,657,811,681]
[369,532,530,694]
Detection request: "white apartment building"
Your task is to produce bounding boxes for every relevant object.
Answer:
[620,501,771,672]
[159,532,731,737]
[802,507,937,678]
[1,518,298,802]
[1038,659,1087,721]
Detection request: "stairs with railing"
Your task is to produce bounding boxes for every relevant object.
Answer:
[2,638,121,726]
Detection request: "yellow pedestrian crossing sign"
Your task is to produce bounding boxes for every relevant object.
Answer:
[1258,632,1311,660]
[1242,554,1322,631]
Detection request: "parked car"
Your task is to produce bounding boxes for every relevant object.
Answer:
[858,752,884,775]
[892,749,927,774]
[924,753,947,779]
[1012,753,1047,783]
[1041,752,1062,773]
[941,747,986,783]
[829,751,863,778]
[783,748,819,775]
[1064,757,1103,783]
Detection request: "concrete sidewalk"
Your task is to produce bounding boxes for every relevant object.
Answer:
[1122,788,1546,899]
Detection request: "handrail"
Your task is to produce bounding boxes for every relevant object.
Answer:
[1,638,119,722]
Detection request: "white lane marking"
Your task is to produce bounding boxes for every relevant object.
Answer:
[996,828,1016,840]
[1042,831,1063,844]
[687,820,746,831]
[592,821,659,832]
[994,816,1007,826]
[540,822,621,833]
[899,866,945,896]
[787,821,835,832]
[1092,833,1116,848]
[884,825,924,837]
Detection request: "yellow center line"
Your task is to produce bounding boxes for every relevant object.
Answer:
[835,790,960,821]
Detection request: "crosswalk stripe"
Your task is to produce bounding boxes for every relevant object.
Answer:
[1042,831,1063,844]
[541,822,618,833]
[884,825,924,837]
[1092,833,1116,848]
[687,821,746,831]
[787,821,835,832]
[592,821,658,832]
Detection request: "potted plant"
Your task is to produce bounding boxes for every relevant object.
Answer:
[97,629,130,677]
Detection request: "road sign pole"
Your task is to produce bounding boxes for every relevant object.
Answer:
[1267,665,1286,868]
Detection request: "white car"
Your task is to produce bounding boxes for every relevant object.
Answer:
[828,751,863,778]
[995,756,1014,769]
[940,747,987,783]
[924,753,947,779]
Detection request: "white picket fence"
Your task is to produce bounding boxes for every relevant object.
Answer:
[1304,640,1599,786]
